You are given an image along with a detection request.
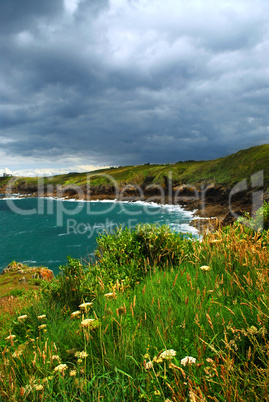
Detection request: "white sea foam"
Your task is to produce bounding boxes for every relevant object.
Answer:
[171,223,199,236]
[22,260,37,264]
[1,196,27,200]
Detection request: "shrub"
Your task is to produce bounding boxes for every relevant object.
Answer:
[94,224,194,289]
[41,257,94,310]
[237,201,269,231]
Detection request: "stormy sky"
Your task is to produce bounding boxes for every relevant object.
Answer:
[0,0,268,176]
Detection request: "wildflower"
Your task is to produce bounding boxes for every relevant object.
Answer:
[248,326,259,335]
[75,351,88,359]
[105,292,116,299]
[144,361,153,370]
[77,359,83,364]
[34,384,44,391]
[153,356,163,363]
[79,302,93,309]
[54,363,68,373]
[154,390,161,396]
[38,324,47,330]
[200,265,211,271]
[71,310,81,317]
[52,355,61,361]
[24,385,32,395]
[38,315,46,319]
[181,356,196,366]
[12,350,23,358]
[18,315,28,321]
[143,353,150,359]
[70,370,77,377]
[160,349,176,360]
[5,334,16,341]
[189,390,197,402]
[81,318,95,327]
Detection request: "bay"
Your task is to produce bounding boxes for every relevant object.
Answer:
[0,197,198,274]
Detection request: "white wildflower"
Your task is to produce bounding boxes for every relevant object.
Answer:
[75,351,88,359]
[18,315,28,321]
[81,318,95,327]
[54,363,68,373]
[160,349,176,360]
[5,334,16,341]
[181,356,196,366]
[52,355,61,361]
[79,302,93,309]
[145,361,153,370]
[71,310,81,317]
[200,265,211,271]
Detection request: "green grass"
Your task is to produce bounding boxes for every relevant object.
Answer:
[1,144,269,194]
[1,210,269,401]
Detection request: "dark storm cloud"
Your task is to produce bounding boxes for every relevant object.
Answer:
[0,0,64,34]
[0,0,268,170]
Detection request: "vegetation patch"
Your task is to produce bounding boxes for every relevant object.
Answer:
[0,203,269,401]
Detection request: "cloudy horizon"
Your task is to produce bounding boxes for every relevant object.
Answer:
[0,0,268,177]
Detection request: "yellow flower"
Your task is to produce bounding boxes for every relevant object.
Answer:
[38,315,46,319]
[38,324,47,330]
[154,390,161,396]
[70,370,77,377]
[153,356,163,364]
[34,384,44,391]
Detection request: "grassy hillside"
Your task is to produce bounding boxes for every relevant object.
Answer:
[1,214,269,401]
[1,144,268,192]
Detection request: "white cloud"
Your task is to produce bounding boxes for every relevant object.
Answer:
[0,165,110,178]
[64,0,80,14]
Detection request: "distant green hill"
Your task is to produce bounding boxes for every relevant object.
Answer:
[1,144,269,193]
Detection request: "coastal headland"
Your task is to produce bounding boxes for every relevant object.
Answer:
[1,144,268,233]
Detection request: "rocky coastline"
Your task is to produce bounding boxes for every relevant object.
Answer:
[1,180,262,234]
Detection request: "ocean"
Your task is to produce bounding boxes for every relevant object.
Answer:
[0,196,198,274]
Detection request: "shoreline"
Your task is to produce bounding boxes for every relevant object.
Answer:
[0,188,252,234]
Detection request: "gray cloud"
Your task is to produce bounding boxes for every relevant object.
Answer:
[0,0,268,172]
[0,0,64,35]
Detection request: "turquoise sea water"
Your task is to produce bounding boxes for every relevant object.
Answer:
[0,196,198,274]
